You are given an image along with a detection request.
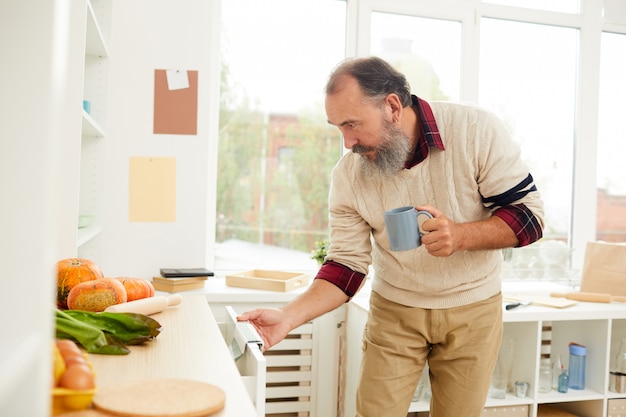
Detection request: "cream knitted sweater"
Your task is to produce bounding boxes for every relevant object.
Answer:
[326,101,545,309]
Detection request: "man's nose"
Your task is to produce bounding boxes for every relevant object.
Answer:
[342,132,358,150]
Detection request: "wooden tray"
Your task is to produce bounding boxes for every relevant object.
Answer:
[225,269,309,292]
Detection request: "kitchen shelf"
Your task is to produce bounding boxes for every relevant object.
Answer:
[77,0,110,253]
[81,110,105,137]
[77,224,103,247]
[85,0,108,57]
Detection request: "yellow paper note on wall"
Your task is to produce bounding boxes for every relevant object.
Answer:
[129,157,176,222]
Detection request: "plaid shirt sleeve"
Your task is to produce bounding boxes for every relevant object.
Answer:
[493,203,543,247]
[313,260,365,298]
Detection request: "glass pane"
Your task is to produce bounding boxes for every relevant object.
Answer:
[597,32,626,243]
[370,12,461,101]
[479,19,578,276]
[604,0,626,24]
[482,0,580,14]
[217,0,346,271]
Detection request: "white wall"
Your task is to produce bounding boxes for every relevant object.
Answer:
[98,0,221,278]
[0,0,86,414]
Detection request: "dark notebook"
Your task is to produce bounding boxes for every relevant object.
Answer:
[159,268,214,278]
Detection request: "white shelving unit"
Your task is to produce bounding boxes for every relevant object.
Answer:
[77,0,110,259]
[344,285,626,417]
[2,0,106,414]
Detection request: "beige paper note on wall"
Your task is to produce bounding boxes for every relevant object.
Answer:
[129,157,176,222]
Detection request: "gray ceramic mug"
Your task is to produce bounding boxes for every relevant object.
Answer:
[384,206,433,251]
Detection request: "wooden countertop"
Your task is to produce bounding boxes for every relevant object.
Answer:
[169,275,312,304]
[87,295,257,417]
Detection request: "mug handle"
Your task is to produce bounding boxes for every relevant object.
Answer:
[415,210,433,236]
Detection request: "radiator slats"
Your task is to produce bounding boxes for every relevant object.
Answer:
[266,370,312,384]
[266,385,311,399]
[266,354,312,367]
[273,337,313,351]
[266,400,312,414]
[265,322,314,416]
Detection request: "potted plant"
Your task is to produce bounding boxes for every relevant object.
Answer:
[311,239,329,266]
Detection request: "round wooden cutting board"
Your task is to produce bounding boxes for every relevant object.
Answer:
[92,379,225,417]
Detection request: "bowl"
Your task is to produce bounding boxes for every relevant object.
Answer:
[51,387,97,415]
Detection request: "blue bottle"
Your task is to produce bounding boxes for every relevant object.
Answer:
[568,343,586,390]
[558,367,569,393]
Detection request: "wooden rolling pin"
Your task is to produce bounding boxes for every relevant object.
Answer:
[105,294,183,315]
[550,292,626,303]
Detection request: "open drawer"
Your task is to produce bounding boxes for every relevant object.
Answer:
[219,306,266,417]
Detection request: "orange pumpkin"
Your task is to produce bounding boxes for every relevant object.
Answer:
[67,278,127,312]
[116,277,155,301]
[57,258,104,309]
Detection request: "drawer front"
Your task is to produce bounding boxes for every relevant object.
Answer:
[483,405,529,417]
[608,398,626,417]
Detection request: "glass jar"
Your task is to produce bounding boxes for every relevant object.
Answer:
[552,354,562,389]
[538,358,552,393]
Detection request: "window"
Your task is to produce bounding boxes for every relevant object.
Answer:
[482,0,579,14]
[370,12,461,101]
[479,18,578,243]
[215,0,626,278]
[217,0,346,271]
[597,32,626,243]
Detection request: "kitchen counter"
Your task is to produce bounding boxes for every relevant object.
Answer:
[87,294,257,417]
[349,279,626,321]
[174,274,312,304]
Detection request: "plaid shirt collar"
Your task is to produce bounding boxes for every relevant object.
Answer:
[404,95,445,169]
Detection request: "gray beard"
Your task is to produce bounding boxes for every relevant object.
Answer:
[354,120,412,178]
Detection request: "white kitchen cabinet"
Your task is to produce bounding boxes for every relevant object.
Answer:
[344,284,626,417]
[77,0,111,258]
[182,277,344,417]
[1,0,100,413]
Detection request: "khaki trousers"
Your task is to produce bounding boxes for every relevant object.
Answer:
[356,291,503,417]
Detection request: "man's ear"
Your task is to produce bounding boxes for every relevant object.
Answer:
[385,93,403,123]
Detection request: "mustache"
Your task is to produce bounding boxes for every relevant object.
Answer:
[351,144,375,154]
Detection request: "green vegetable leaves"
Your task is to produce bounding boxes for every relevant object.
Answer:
[55,309,162,355]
